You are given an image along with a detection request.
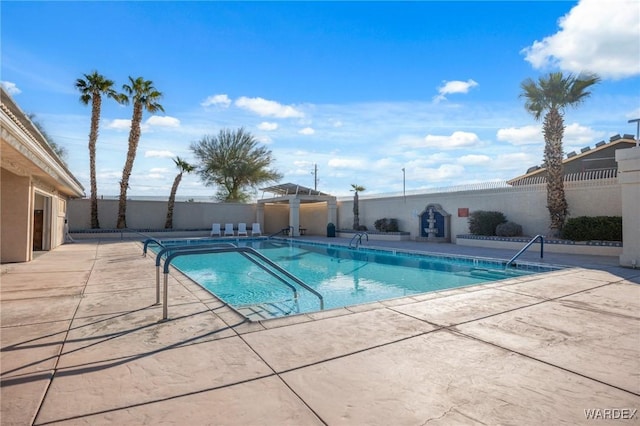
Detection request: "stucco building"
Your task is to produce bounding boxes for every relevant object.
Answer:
[1,87,84,263]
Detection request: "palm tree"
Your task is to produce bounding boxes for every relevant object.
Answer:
[520,72,600,235]
[165,157,195,229]
[116,77,164,229]
[190,128,282,202]
[351,184,366,230]
[76,72,122,229]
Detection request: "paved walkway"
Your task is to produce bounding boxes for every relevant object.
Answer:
[1,238,639,425]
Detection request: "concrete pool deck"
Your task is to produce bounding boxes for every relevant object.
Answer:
[1,237,639,425]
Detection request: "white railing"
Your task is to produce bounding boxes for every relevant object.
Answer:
[345,169,619,201]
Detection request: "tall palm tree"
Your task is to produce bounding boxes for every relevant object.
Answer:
[165,157,195,229]
[351,184,366,230]
[520,72,600,235]
[116,77,164,229]
[75,72,122,229]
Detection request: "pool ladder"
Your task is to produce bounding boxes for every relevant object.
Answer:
[505,234,544,269]
[349,232,369,249]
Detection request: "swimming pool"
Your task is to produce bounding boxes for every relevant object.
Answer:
[153,238,556,320]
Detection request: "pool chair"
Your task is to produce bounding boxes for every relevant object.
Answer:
[251,223,262,236]
[210,223,221,237]
[237,223,248,236]
[224,223,235,236]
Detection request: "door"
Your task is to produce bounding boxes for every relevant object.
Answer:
[33,210,44,251]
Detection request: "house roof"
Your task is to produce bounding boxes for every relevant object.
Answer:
[508,135,637,185]
[1,87,85,197]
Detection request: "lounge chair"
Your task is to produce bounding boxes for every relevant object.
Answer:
[237,223,248,236]
[251,223,262,236]
[224,223,234,236]
[210,223,221,237]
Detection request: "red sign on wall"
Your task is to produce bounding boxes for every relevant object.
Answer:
[458,208,469,217]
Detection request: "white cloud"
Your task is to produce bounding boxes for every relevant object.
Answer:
[146,115,180,127]
[258,121,278,131]
[256,135,273,144]
[494,152,540,172]
[414,164,465,181]
[433,79,479,102]
[106,119,131,130]
[564,122,605,145]
[457,154,491,165]
[497,125,542,145]
[522,0,640,79]
[145,150,175,158]
[402,131,480,149]
[147,173,164,179]
[328,158,367,170]
[149,167,170,173]
[235,96,304,118]
[1,81,21,95]
[201,94,231,107]
[298,127,315,135]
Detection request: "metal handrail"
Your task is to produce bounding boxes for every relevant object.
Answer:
[153,243,237,304]
[160,246,324,320]
[268,226,293,238]
[142,238,165,257]
[349,232,369,249]
[505,234,544,269]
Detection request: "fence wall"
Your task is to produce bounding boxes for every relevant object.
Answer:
[69,177,621,240]
[337,178,621,241]
[68,199,256,231]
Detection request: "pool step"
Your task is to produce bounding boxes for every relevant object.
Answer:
[468,268,527,280]
[237,299,299,320]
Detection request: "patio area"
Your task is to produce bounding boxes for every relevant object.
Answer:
[1,238,639,425]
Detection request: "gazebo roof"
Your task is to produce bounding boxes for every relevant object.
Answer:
[259,182,335,204]
[260,183,330,197]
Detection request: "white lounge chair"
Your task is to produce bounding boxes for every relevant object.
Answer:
[251,223,262,236]
[224,223,234,236]
[237,223,248,236]
[210,223,221,237]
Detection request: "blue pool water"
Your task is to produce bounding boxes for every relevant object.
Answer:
[153,239,552,319]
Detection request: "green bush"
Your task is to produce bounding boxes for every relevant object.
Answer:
[468,211,506,236]
[374,218,399,232]
[561,216,622,241]
[496,221,523,237]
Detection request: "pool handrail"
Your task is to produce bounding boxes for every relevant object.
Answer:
[268,226,293,238]
[160,246,324,320]
[349,232,369,249]
[142,238,166,257]
[152,242,238,304]
[505,234,544,269]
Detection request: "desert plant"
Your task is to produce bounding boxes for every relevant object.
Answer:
[374,218,399,232]
[561,216,622,241]
[468,211,507,236]
[496,221,523,237]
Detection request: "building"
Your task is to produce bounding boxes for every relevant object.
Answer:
[508,135,637,185]
[1,87,85,263]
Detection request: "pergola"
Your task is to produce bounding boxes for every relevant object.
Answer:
[257,183,337,236]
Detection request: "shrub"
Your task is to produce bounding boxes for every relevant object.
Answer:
[561,216,622,241]
[357,225,368,231]
[468,211,506,236]
[496,221,523,237]
[374,218,399,232]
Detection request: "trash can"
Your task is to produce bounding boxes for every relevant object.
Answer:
[326,222,336,237]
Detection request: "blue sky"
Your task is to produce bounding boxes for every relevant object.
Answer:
[2,1,639,199]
